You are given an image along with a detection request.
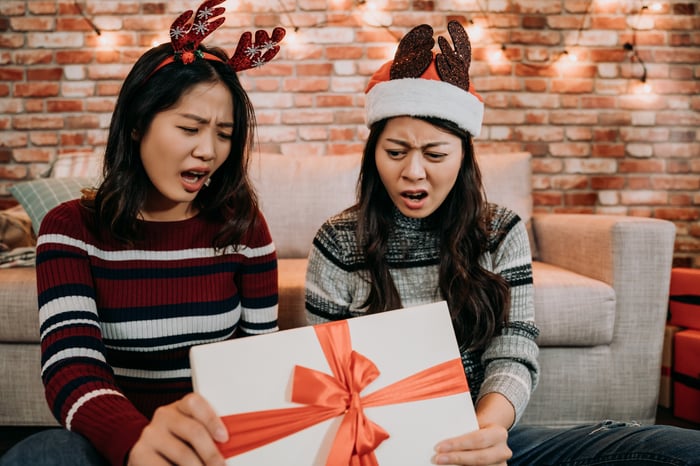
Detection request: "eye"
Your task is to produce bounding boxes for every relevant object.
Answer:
[385,148,404,158]
[178,126,197,134]
[425,152,447,160]
[217,131,232,140]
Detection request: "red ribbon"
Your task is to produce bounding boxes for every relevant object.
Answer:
[218,320,469,465]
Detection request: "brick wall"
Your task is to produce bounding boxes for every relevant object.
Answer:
[1,0,699,267]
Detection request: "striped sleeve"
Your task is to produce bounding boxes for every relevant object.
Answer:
[305,215,363,324]
[237,211,278,335]
[478,206,540,426]
[37,201,147,466]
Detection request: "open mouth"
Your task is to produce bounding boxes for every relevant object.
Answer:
[402,191,427,200]
[181,170,208,184]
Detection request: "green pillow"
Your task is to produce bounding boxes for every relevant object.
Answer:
[9,177,96,234]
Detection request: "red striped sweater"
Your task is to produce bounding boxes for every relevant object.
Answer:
[36,199,278,466]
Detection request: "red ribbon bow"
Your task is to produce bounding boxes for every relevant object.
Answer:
[217,320,469,465]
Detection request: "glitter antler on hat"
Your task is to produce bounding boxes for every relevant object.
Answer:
[435,21,472,92]
[365,20,484,136]
[149,0,285,77]
[389,21,473,92]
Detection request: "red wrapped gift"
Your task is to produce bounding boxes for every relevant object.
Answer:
[190,301,478,465]
[659,324,683,409]
[668,268,700,330]
[672,329,700,424]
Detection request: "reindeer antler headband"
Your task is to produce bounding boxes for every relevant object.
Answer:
[365,21,483,136]
[148,0,285,79]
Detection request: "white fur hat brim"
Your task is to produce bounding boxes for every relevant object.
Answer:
[365,78,484,137]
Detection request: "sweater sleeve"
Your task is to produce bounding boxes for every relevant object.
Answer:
[37,201,148,466]
[305,219,358,325]
[237,210,279,335]
[477,208,540,426]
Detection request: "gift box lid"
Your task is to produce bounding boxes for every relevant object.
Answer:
[190,301,478,465]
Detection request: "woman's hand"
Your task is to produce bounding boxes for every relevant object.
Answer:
[127,392,229,466]
[431,392,515,465]
[431,423,511,465]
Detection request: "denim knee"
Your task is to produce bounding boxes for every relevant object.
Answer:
[0,428,108,466]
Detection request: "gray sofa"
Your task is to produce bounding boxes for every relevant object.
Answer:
[0,151,676,428]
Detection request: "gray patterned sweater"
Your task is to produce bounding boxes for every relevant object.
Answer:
[305,204,539,425]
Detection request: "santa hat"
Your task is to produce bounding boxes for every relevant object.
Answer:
[365,21,484,137]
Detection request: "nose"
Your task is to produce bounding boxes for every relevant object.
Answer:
[192,132,216,161]
[402,151,426,181]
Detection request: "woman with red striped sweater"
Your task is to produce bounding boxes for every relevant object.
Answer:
[0,2,284,466]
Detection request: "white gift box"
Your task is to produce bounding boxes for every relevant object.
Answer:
[190,301,478,465]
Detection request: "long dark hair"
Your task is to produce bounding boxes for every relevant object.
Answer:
[356,117,510,351]
[87,43,259,249]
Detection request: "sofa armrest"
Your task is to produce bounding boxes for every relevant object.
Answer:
[532,213,675,288]
[532,213,676,422]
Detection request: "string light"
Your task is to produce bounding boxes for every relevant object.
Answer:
[624,4,650,85]
[263,0,653,92]
[74,0,101,35]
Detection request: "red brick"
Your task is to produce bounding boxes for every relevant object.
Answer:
[55,50,94,64]
[46,100,84,112]
[565,192,598,205]
[592,144,625,158]
[552,175,589,189]
[29,132,57,146]
[618,160,665,173]
[669,194,693,206]
[0,68,23,81]
[655,208,700,221]
[551,78,593,94]
[297,64,334,76]
[533,192,563,206]
[591,176,625,189]
[60,133,85,146]
[522,15,547,29]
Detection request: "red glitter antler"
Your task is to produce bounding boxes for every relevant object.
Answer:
[228,27,286,72]
[169,0,226,64]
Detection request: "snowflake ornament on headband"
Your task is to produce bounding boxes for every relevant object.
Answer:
[149,0,285,77]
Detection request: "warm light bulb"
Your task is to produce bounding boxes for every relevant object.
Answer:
[96,33,114,48]
[282,28,302,52]
[488,47,505,62]
[467,23,484,41]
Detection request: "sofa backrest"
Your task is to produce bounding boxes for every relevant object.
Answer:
[249,153,361,259]
[250,151,533,259]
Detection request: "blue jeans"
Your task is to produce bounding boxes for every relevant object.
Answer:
[509,421,700,465]
[0,429,108,466]
[2,421,699,465]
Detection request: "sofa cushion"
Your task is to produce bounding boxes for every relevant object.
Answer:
[477,151,536,257]
[249,153,361,259]
[0,267,41,343]
[9,177,96,235]
[532,261,616,346]
[477,152,532,229]
[277,258,308,330]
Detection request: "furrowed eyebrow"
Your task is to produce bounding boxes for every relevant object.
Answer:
[180,113,234,129]
[385,138,449,150]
